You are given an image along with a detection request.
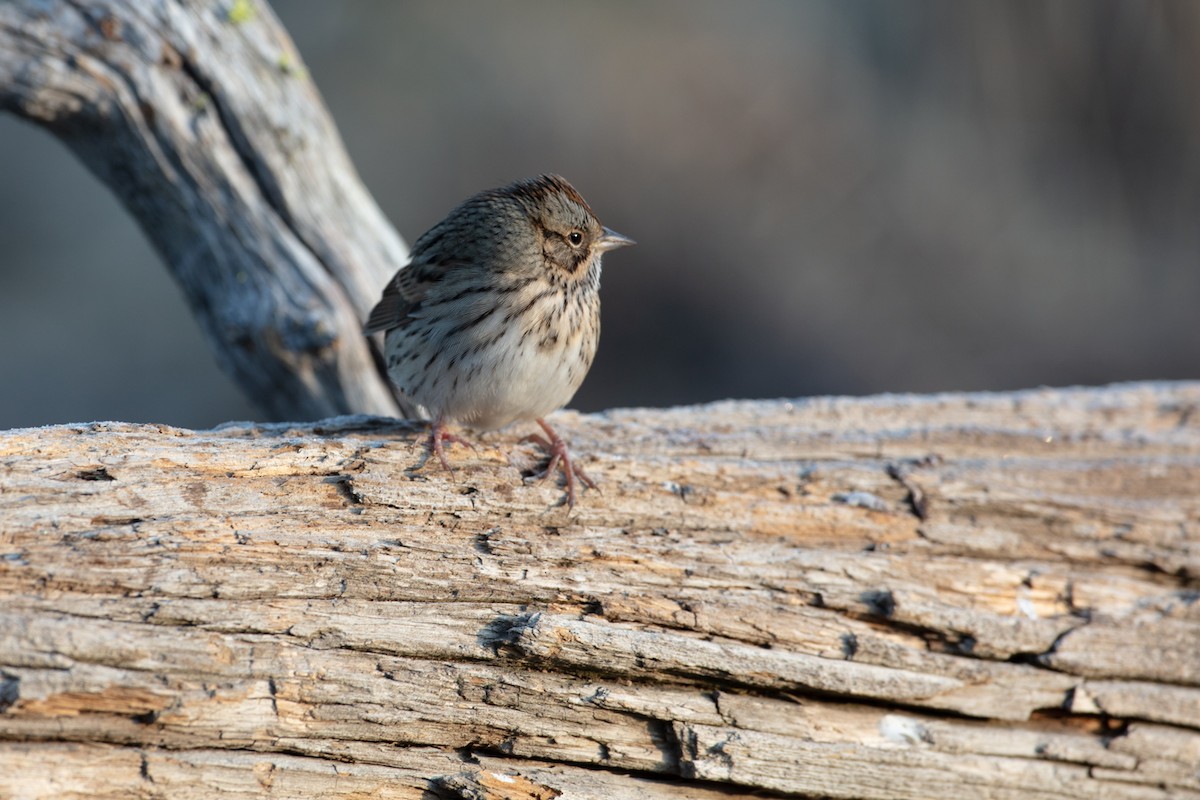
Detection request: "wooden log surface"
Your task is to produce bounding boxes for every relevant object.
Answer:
[1,381,1198,798]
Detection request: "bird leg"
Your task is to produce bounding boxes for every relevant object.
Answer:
[427,417,474,471]
[524,418,597,509]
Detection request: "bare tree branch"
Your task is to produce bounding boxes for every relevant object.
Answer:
[0,0,406,419]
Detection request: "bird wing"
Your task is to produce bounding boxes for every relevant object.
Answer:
[363,268,416,335]
[363,255,471,335]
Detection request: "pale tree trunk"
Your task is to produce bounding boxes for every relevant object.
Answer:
[1,382,1198,799]
[0,0,406,420]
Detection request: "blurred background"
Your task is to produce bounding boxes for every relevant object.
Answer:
[2,1,1198,429]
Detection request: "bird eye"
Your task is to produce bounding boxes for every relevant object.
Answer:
[567,231,584,247]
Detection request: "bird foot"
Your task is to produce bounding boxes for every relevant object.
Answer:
[427,419,475,471]
[523,419,597,509]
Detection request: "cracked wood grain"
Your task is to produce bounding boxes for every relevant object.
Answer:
[0,382,1199,798]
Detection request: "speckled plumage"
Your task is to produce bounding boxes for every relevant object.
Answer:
[365,175,633,507]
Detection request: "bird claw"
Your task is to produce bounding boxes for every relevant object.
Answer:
[423,418,594,509]
[427,420,475,471]
[527,419,597,509]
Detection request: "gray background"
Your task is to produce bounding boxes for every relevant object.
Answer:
[2,2,1197,429]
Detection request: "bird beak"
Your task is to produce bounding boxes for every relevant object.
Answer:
[596,227,636,252]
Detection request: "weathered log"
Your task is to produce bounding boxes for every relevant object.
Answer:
[1,382,1198,798]
[0,0,406,420]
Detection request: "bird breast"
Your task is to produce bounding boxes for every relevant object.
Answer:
[385,273,601,432]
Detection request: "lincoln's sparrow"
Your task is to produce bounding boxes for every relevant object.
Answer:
[365,175,633,508]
